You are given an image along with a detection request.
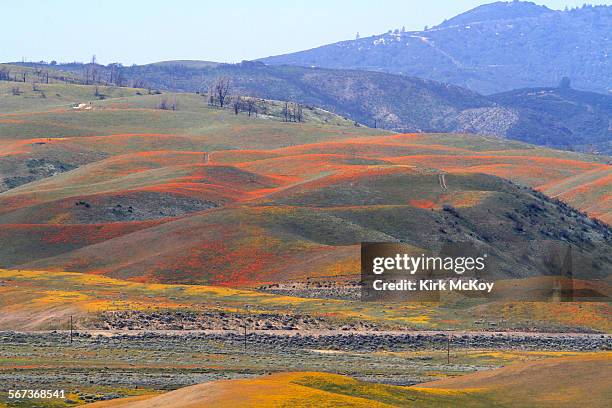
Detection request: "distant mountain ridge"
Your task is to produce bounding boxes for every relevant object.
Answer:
[489,85,612,153]
[259,1,611,95]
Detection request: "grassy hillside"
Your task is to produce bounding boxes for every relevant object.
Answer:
[1,85,610,288]
[0,80,610,404]
[16,61,494,131]
[0,80,381,192]
[1,138,610,284]
[13,59,612,153]
[0,78,145,114]
[83,354,612,407]
[0,63,82,85]
[2,269,610,332]
[415,352,612,407]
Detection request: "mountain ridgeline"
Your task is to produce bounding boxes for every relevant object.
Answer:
[14,60,612,154]
[260,2,611,95]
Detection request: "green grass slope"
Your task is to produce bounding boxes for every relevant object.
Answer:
[14,56,612,153]
[1,82,610,287]
[9,168,611,285]
[83,353,612,407]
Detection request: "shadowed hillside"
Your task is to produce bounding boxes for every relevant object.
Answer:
[489,85,612,153]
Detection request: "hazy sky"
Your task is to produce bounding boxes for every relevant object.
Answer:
[2,0,609,65]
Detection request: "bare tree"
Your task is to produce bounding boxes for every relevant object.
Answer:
[0,67,11,81]
[83,55,98,85]
[233,95,242,114]
[213,77,231,107]
[159,95,169,110]
[132,78,146,89]
[246,98,255,117]
[90,55,98,84]
[282,101,289,122]
[207,85,215,106]
[281,102,302,122]
[108,63,124,87]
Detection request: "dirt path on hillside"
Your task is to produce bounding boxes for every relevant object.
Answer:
[438,173,448,189]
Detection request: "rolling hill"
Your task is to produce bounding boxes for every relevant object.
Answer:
[2,268,611,332]
[10,61,612,154]
[0,81,610,287]
[260,1,612,95]
[8,61,495,133]
[83,353,612,407]
[2,5,611,406]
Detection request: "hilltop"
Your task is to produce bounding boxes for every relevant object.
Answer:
[10,61,612,154]
[9,61,494,132]
[439,0,554,27]
[260,2,612,95]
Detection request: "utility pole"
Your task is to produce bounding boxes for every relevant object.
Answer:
[70,316,73,344]
[243,305,250,353]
